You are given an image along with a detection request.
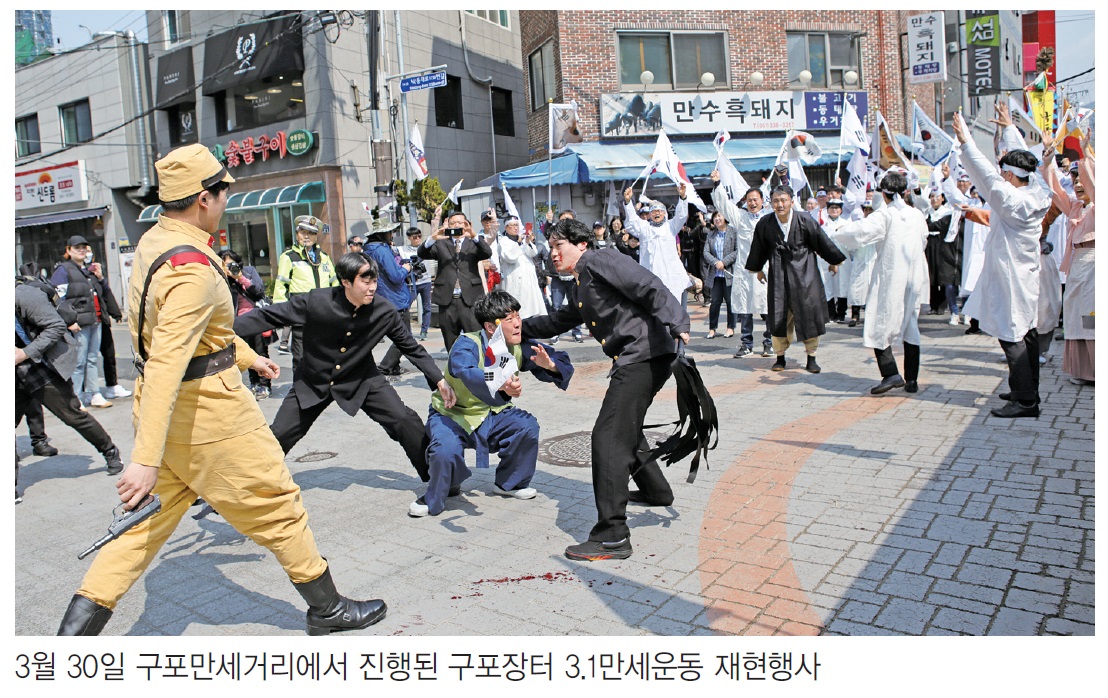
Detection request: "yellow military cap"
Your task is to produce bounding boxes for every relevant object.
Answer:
[155,143,235,202]
[295,215,323,233]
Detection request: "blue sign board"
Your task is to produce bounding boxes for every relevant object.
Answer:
[400,71,447,93]
[802,91,869,131]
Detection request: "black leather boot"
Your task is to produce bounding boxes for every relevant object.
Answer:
[57,594,113,635]
[292,567,386,636]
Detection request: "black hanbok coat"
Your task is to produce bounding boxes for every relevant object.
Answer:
[744,210,846,341]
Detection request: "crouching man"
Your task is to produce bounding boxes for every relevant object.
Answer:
[412,291,573,517]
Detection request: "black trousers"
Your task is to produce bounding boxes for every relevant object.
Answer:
[379,309,411,372]
[999,329,1041,404]
[15,374,115,462]
[874,343,920,381]
[590,355,675,543]
[708,280,735,330]
[100,321,118,387]
[290,326,304,375]
[438,296,481,354]
[270,379,430,481]
[24,395,48,446]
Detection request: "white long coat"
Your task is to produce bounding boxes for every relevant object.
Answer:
[624,197,690,301]
[711,186,767,314]
[958,139,1052,343]
[820,216,851,299]
[828,201,928,349]
[496,234,547,319]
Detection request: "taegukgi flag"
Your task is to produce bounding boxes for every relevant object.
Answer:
[406,124,429,181]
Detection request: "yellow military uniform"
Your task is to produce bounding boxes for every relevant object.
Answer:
[77,214,326,609]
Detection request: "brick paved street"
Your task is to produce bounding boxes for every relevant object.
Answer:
[15,305,1094,637]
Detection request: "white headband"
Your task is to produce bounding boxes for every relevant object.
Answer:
[1002,163,1032,178]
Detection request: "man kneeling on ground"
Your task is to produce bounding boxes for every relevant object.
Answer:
[412,291,573,517]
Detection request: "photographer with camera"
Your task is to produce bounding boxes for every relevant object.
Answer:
[218,249,273,399]
[399,227,435,341]
[419,207,492,352]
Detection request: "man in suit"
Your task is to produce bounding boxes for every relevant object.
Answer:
[234,252,453,481]
[418,210,492,352]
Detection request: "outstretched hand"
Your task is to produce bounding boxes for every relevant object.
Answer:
[437,380,457,409]
[531,343,558,372]
[251,356,280,380]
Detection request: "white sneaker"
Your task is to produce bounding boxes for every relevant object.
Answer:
[104,384,132,398]
[492,485,537,500]
[948,314,961,326]
[89,393,113,408]
[408,498,429,517]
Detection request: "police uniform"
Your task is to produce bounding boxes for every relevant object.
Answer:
[58,143,385,636]
[273,216,338,372]
[522,247,690,555]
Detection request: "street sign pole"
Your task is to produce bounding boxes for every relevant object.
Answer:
[394,10,418,227]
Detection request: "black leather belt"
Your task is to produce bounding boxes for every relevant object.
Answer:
[135,344,236,381]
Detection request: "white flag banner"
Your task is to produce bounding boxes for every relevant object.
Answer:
[606,180,621,217]
[637,131,707,212]
[406,124,429,181]
[910,101,955,166]
[482,323,519,396]
[840,99,869,151]
[713,130,747,202]
[1008,96,1045,159]
[549,101,584,155]
[501,185,520,220]
[844,147,869,211]
[446,179,464,204]
[774,132,810,198]
[785,131,823,164]
[870,110,914,173]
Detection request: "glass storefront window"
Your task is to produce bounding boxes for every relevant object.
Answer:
[215,73,306,135]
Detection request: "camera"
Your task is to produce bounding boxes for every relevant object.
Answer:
[408,256,428,278]
[447,227,465,237]
[227,261,242,275]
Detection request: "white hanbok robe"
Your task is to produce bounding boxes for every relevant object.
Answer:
[943,180,990,294]
[819,216,851,299]
[711,186,767,315]
[624,197,690,301]
[828,200,928,349]
[957,131,1052,343]
[496,234,547,319]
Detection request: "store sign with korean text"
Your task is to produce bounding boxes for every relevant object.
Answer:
[907,11,947,84]
[600,91,868,137]
[15,160,89,211]
[210,129,316,168]
[966,11,1001,95]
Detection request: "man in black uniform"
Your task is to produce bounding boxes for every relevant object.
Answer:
[522,219,691,561]
[745,185,846,374]
[418,211,491,352]
[234,253,455,481]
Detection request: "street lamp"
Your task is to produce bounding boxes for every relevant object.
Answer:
[798,69,813,88]
[845,70,859,88]
[749,71,764,88]
[640,70,655,89]
[698,71,716,90]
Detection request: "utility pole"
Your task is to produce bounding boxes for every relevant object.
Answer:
[394,10,418,226]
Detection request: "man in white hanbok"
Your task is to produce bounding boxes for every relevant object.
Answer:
[496,218,547,319]
[621,185,691,304]
[952,106,1052,418]
[829,171,928,394]
[710,173,772,357]
[820,200,851,322]
[942,168,989,333]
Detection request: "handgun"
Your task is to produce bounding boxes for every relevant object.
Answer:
[78,495,162,560]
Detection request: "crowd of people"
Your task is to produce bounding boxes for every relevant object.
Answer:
[15,103,1093,633]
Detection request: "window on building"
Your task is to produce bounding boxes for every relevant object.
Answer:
[435,75,464,129]
[164,10,182,45]
[787,32,863,89]
[213,74,306,135]
[528,42,556,111]
[618,32,728,91]
[16,114,41,157]
[59,100,93,145]
[167,103,198,145]
[466,10,509,29]
[491,87,514,137]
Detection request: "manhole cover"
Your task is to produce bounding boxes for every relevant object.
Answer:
[538,430,668,467]
[295,451,338,463]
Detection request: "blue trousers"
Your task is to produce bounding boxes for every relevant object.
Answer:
[423,407,539,515]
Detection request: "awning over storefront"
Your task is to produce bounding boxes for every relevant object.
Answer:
[155,46,195,108]
[15,206,108,228]
[137,181,327,222]
[486,134,916,190]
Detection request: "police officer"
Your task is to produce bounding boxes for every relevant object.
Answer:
[57,143,385,636]
[273,214,338,372]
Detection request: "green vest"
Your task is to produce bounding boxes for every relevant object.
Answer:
[431,331,523,434]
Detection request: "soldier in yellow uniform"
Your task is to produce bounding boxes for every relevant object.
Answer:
[273,214,338,372]
[57,143,386,636]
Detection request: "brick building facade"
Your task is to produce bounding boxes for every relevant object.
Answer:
[521,10,942,160]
